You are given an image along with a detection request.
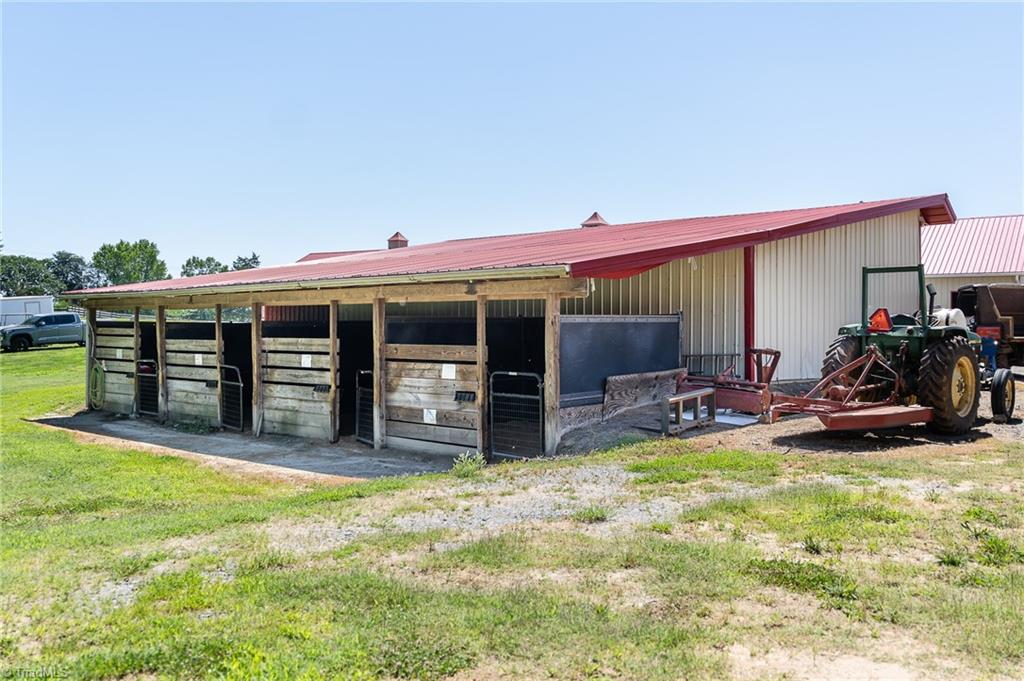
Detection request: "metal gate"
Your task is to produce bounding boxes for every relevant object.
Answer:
[220,365,244,431]
[489,371,544,460]
[355,370,374,445]
[136,360,159,416]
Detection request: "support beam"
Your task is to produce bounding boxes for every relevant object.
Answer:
[372,298,386,449]
[328,300,339,443]
[156,306,168,422]
[252,303,264,436]
[77,276,590,311]
[215,304,223,428]
[476,295,487,454]
[133,307,141,416]
[543,293,561,455]
[85,308,97,410]
[743,246,755,380]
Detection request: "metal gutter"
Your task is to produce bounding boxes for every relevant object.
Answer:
[62,265,572,301]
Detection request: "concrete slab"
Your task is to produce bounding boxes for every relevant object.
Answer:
[35,411,455,482]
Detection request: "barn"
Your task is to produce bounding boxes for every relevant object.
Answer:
[923,214,1024,305]
[66,194,955,457]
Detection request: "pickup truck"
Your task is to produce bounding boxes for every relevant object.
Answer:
[0,312,87,351]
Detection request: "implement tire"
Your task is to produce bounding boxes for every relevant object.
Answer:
[918,336,979,435]
[991,368,1016,423]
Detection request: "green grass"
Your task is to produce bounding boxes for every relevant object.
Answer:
[571,505,610,523]
[626,448,781,485]
[3,347,1024,678]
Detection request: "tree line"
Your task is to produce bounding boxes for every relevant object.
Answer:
[0,240,261,297]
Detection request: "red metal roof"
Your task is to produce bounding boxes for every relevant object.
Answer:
[296,249,379,262]
[922,214,1024,276]
[69,194,955,297]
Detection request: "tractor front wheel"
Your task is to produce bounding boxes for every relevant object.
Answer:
[918,336,980,435]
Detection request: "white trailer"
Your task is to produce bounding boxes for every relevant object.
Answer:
[0,296,54,326]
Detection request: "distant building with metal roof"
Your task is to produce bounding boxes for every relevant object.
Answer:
[923,214,1024,303]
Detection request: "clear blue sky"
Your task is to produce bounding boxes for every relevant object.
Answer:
[3,2,1022,275]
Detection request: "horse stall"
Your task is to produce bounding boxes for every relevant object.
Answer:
[163,320,220,427]
[257,305,340,441]
[92,321,138,414]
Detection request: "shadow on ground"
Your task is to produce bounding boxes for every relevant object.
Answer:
[34,410,455,481]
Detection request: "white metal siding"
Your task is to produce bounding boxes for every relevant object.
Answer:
[567,250,744,361]
[755,210,921,380]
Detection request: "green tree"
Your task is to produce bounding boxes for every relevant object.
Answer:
[181,256,228,278]
[91,240,169,286]
[231,252,261,270]
[46,250,104,292]
[0,255,61,296]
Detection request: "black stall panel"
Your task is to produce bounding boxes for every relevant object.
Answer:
[559,315,681,407]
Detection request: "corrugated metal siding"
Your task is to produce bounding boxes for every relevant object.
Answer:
[755,210,921,380]
[922,215,1024,276]
[565,250,744,361]
[926,275,1022,306]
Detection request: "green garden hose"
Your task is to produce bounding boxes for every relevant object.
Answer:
[89,364,106,409]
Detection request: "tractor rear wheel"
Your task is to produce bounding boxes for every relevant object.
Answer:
[821,336,877,400]
[918,336,979,435]
[821,336,860,380]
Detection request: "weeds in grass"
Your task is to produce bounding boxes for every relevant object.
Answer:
[976,535,1022,567]
[648,522,673,534]
[936,547,966,567]
[238,549,294,576]
[745,558,860,615]
[924,489,943,503]
[802,535,825,555]
[112,551,169,579]
[572,506,610,523]
[451,451,486,479]
[963,506,1005,527]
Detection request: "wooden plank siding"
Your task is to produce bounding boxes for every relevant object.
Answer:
[258,331,340,441]
[95,323,139,415]
[163,334,220,426]
[384,343,479,454]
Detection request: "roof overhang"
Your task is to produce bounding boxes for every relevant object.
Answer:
[571,194,955,278]
[64,265,573,304]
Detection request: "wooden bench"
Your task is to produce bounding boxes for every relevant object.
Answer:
[661,387,716,435]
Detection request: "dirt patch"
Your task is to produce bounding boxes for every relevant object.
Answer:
[728,644,918,681]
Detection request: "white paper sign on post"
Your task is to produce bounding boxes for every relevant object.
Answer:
[194,354,203,366]
[423,408,437,425]
[301,354,312,368]
[441,363,456,380]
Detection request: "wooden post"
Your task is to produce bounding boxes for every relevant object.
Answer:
[476,296,488,454]
[543,293,561,455]
[252,302,264,436]
[133,307,141,416]
[328,300,339,443]
[156,305,168,422]
[85,308,97,410]
[215,304,223,428]
[372,297,386,449]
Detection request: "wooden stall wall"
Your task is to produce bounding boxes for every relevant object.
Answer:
[94,325,137,414]
[164,337,220,426]
[384,343,479,455]
[260,337,339,440]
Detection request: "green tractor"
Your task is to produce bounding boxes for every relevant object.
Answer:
[819,265,983,434]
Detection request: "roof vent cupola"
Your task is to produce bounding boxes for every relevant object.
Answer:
[388,232,409,249]
[581,212,608,228]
